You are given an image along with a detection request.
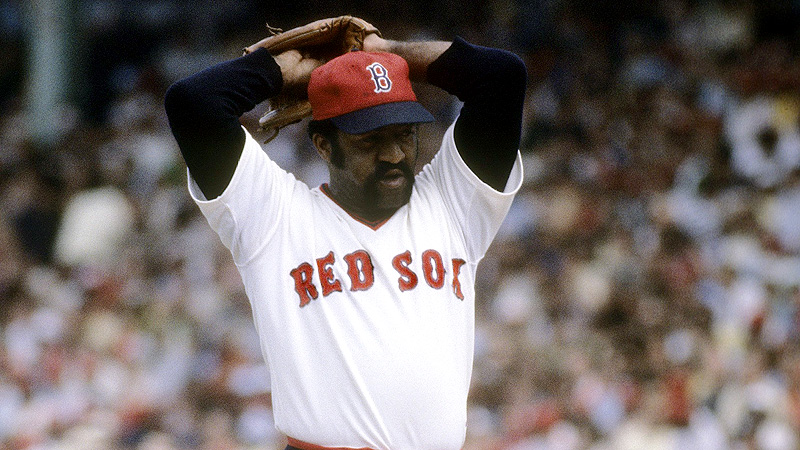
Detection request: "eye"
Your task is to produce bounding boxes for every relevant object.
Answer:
[398,127,415,139]
[360,136,380,146]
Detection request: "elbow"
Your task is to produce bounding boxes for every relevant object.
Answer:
[164,79,197,122]
[468,48,526,110]
[164,77,228,128]
[459,42,527,98]
[490,49,527,94]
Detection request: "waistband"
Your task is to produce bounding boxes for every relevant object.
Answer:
[287,437,377,450]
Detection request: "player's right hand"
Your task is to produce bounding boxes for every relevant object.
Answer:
[362,33,390,53]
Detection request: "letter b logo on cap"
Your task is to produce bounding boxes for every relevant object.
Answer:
[366,62,392,93]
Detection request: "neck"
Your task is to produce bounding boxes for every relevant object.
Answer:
[323,184,398,223]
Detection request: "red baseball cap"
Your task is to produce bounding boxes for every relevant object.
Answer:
[307,51,434,134]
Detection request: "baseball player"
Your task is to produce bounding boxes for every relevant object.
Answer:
[164,16,526,450]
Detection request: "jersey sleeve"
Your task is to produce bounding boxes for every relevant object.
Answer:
[417,122,523,261]
[187,127,305,265]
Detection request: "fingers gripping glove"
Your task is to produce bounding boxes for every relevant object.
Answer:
[243,16,381,142]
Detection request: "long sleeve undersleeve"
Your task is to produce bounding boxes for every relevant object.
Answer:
[426,37,527,190]
[164,48,283,199]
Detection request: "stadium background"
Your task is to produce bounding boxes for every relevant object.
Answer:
[3,0,800,448]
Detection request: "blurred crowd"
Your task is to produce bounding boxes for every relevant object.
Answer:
[3,0,800,449]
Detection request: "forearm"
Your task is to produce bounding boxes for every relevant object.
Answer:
[369,39,452,81]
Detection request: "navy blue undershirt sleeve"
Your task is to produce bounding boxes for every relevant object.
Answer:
[426,37,527,191]
[164,48,283,199]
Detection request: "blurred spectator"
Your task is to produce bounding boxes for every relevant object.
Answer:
[6,1,800,449]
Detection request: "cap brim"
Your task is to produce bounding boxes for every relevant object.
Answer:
[329,101,434,135]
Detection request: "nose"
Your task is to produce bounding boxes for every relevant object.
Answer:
[378,141,405,165]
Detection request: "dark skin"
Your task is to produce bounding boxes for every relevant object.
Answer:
[169,34,523,203]
[275,38,451,221]
[312,123,419,221]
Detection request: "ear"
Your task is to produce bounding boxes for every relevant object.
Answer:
[312,133,333,164]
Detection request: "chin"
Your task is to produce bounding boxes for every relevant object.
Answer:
[371,180,413,211]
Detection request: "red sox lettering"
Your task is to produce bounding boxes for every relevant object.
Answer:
[290,249,467,307]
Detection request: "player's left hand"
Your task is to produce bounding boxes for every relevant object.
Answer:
[242,15,382,142]
[273,49,323,95]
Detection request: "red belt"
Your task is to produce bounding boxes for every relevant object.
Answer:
[288,437,377,450]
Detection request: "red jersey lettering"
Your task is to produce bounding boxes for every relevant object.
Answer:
[451,258,466,300]
[422,249,445,289]
[295,249,466,306]
[316,251,342,297]
[392,250,418,291]
[290,262,318,307]
[345,250,375,291]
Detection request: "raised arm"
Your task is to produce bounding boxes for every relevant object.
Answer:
[365,35,527,191]
[164,49,320,199]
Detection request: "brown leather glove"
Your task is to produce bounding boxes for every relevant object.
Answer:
[243,16,381,142]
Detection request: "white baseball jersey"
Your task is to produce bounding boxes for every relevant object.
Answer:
[188,122,522,449]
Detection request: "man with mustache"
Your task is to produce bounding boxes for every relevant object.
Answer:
[164,20,526,450]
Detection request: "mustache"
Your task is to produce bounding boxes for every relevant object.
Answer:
[362,161,415,211]
[374,162,414,180]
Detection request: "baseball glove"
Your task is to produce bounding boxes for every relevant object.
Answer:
[243,16,381,142]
